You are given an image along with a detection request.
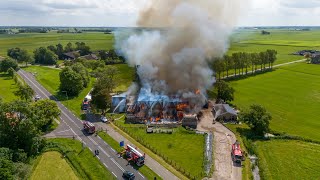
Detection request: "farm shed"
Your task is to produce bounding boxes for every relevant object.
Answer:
[213,104,237,122]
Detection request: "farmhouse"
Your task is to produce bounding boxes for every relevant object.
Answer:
[79,54,98,60]
[212,104,237,122]
[62,51,79,60]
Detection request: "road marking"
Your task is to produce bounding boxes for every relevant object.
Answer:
[103,163,108,168]
[97,156,100,160]
[97,136,102,140]
[138,172,145,179]
[56,129,71,134]
[98,146,110,157]
[89,147,93,152]
[111,158,125,172]
[88,136,98,145]
[110,148,116,153]
[111,172,117,178]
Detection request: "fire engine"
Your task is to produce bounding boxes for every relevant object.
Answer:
[83,121,95,134]
[231,141,243,164]
[123,144,145,166]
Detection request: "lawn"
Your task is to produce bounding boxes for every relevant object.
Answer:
[31,151,78,180]
[255,140,320,180]
[0,32,114,56]
[229,62,320,141]
[23,66,93,118]
[113,64,135,92]
[114,118,205,179]
[98,132,162,180]
[45,138,116,180]
[0,73,18,102]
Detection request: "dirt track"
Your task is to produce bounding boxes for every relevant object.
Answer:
[198,109,241,180]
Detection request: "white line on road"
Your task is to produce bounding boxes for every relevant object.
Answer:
[97,156,100,160]
[111,158,125,172]
[98,146,110,157]
[88,136,98,145]
[89,147,93,152]
[110,148,116,153]
[138,172,145,179]
[56,129,71,134]
[112,172,117,178]
[103,163,108,168]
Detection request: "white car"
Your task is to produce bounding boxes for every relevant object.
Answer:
[35,95,41,101]
[100,116,108,123]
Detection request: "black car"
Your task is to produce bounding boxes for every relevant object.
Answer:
[122,171,135,180]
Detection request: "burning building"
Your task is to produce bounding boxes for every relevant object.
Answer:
[113,0,248,125]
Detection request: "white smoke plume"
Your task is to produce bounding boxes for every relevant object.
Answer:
[117,0,249,106]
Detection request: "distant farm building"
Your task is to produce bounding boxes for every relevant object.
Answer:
[63,51,79,60]
[261,30,271,35]
[213,104,238,122]
[79,54,98,60]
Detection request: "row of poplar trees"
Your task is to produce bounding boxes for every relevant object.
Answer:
[212,49,277,80]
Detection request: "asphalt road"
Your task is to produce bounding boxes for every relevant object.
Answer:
[18,69,145,180]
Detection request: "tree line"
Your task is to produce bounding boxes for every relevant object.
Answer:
[212,50,277,80]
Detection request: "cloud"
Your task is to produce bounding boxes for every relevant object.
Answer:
[0,0,319,26]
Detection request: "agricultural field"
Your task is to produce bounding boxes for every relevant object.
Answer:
[0,73,18,102]
[31,151,78,180]
[228,29,320,65]
[230,62,320,141]
[114,118,205,179]
[0,32,114,56]
[255,140,320,180]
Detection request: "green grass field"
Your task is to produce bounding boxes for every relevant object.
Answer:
[31,151,78,180]
[230,62,320,141]
[114,118,205,179]
[0,73,18,102]
[255,140,320,180]
[0,32,114,56]
[46,138,116,180]
[228,29,320,65]
[113,64,135,92]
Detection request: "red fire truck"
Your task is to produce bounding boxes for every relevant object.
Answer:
[231,141,243,164]
[124,144,145,166]
[83,121,95,134]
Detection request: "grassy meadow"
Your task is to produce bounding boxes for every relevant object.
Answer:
[230,62,320,141]
[255,140,320,180]
[114,118,205,179]
[0,73,18,102]
[31,151,78,180]
[228,29,320,65]
[0,32,114,56]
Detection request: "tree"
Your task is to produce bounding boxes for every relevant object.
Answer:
[0,58,18,73]
[64,42,73,53]
[71,63,90,88]
[224,55,233,78]
[14,84,34,102]
[17,50,32,66]
[59,67,84,96]
[215,80,234,102]
[34,47,58,65]
[47,45,56,53]
[75,42,91,56]
[99,50,108,60]
[232,53,240,76]
[56,43,64,59]
[7,48,21,60]
[31,99,60,131]
[266,49,277,68]
[7,67,15,78]
[91,75,116,113]
[239,104,271,136]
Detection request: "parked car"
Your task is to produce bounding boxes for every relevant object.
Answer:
[122,171,135,180]
[34,95,41,101]
[100,116,108,123]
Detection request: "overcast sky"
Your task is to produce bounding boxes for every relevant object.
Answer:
[0,0,319,27]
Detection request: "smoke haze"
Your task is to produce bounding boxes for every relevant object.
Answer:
[117,0,249,105]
